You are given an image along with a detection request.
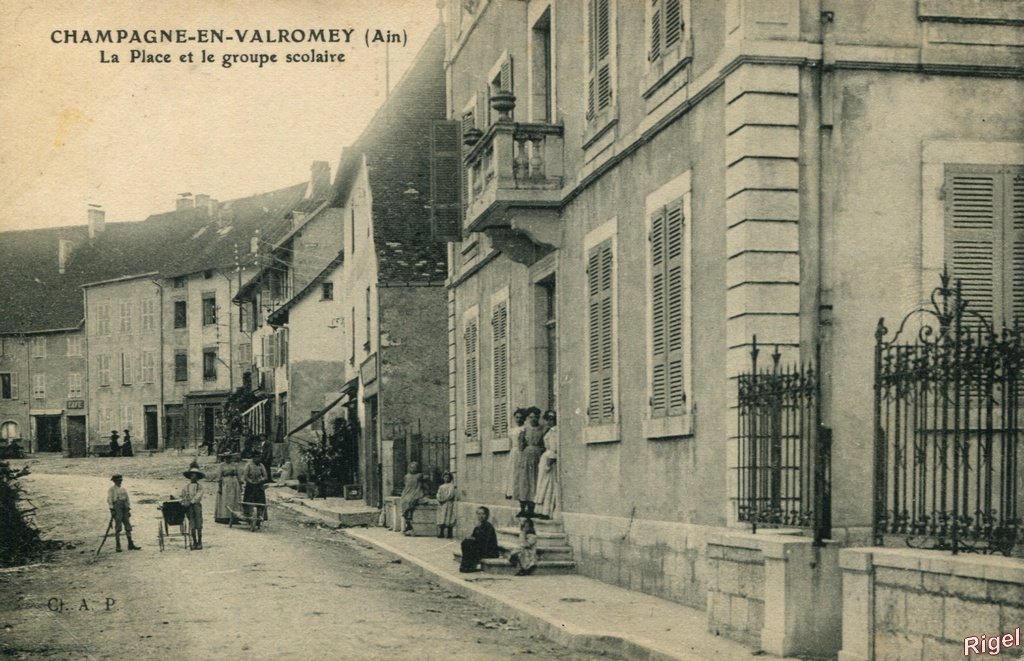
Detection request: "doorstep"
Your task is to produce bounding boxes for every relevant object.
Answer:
[345,526,797,661]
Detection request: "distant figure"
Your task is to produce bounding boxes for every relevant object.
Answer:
[399,461,426,535]
[534,411,558,520]
[214,453,242,524]
[107,474,140,551]
[510,517,538,576]
[181,466,205,549]
[435,471,457,539]
[513,407,545,518]
[121,430,134,457]
[241,453,268,526]
[504,408,527,500]
[108,430,120,457]
[459,506,499,573]
[259,434,274,483]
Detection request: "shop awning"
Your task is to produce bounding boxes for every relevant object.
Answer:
[285,391,350,438]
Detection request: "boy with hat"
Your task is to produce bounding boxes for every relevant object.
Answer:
[181,466,205,549]
[107,474,140,551]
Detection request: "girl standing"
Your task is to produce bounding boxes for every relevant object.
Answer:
[435,471,457,538]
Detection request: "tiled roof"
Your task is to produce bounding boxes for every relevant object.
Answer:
[0,183,309,334]
[332,24,449,285]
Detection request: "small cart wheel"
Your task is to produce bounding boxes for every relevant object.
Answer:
[157,520,165,552]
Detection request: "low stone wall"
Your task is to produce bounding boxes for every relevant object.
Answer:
[706,538,765,647]
[840,547,1024,661]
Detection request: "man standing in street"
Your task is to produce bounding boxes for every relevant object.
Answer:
[107,474,140,552]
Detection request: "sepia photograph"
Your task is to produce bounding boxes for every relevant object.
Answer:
[1,1,1023,659]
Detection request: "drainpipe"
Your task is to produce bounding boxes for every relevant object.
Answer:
[150,279,165,450]
[218,271,235,393]
[24,334,32,454]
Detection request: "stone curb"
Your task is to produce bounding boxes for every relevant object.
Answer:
[343,528,697,661]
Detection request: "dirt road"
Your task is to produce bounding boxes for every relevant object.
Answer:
[0,456,613,660]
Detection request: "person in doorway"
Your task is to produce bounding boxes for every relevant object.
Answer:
[513,407,545,518]
[435,471,457,539]
[503,408,527,500]
[509,517,538,576]
[181,466,205,549]
[108,430,120,457]
[107,474,140,551]
[459,506,499,573]
[241,453,268,526]
[121,430,134,457]
[399,461,426,535]
[214,453,242,524]
[533,410,558,520]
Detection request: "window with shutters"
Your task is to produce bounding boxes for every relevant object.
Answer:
[31,336,46,358]
[0,373,16,399]
[430,120,462,241]
[648,0,684,64]
[66,335,82,357]
[32,374,46,399]
[649,199,686,419]
[68,372,83,398]
[586,236,617,434]
[203,349,218,381]
[173,300,187,329]
[121,352,133,386]
[97,354,111,386]
[119,301,133,334]
[944,164,1024,330]
[141,352,156,383]
[586,0,614,121]
[96,304,111,336]
[491,295,509,437]
[141,298,156,332]
[202,295,217,326]
[463,310,480,447]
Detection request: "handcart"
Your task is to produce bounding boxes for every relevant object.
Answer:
[228,501,267,532]
[157,499,192,551]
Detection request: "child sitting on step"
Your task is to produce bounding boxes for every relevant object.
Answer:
[509,517,538,576]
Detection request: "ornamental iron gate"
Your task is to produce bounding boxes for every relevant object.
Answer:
[736,337,831,545]
[873,270,1024,555]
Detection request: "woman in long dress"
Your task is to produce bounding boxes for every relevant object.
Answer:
[435,471,457,538]
[214,453,242,524]
[534,411,559,519]
[241,453,268,526]
[513,407,545,518]
[504,408,527,500]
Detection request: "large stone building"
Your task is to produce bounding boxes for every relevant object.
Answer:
[441,1,1024,658]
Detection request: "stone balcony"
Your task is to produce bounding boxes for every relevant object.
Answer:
[463,120,564,264]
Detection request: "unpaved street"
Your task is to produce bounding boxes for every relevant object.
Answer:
[0,456,613,660]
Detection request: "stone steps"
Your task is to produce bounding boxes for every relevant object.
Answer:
[454,517,576,574]
[452,551,577,575]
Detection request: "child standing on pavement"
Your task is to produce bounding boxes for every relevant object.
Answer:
[181,467,205,550]
[435,471,457,539]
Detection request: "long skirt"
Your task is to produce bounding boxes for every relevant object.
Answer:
[460,538,496,571]
[534,456,558,518]
[215,478,242,523]
[243,483,267,520]
[513,445,544,502]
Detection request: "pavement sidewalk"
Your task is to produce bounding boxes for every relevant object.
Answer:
[266,488,794,661]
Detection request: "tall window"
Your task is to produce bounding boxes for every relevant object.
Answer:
[649,199,686,418]
[141,351,156,383]
[32,373,46,399]
[587,239,615,424]
[463,313,479,439]
[649,0,683,63]
[119,301,133,334]
[121,352,133,385]
[96,304,111,335]
[491,297,509,436]
[541,280,558,413]
[586,0,613,119]
[174,352,188,382]
[141,298,156,332]
[97,354,111,386]
[68,372,83,398]
[173,300,187,328]
[0,373,17,399]
[0,421,18,439]
[238,342,252,367]
[30,336,46,358]
[945,164,1024,329]
[321,282,334,301]
[202,295,217,326]
[203,349,218,380]
[66,335,82,357]
[532,8,553,123]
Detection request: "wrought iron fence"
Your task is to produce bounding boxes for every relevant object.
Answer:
[736,337,830,544]
[874,270,1024,555]
[390,422,451,497]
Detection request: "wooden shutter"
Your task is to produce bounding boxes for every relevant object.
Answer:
[429,120,463,242]
[1008,168,1024,326]
[946,165,1000,327]
[587,0,611,118]
[587,240,614,424]
[500,55,513,94]
[650,200,686,418]
[649,0,661,62]
[492,300,509,436]
[664,0,682,50]
[464,318,479,438]
[9,371,17,399]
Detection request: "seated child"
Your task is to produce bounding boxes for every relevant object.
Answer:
[509,517,538,576]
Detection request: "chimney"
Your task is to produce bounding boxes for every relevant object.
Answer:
[58,238,75,274]
[194,193,211,210]
[87,204,105,239]
[292,211,307,230]
[176,193,195,211]
[310,161,331,199]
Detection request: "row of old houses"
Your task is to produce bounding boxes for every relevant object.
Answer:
[2,1,1023,658]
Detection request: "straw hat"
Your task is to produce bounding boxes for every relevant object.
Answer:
[183,467,205,480]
